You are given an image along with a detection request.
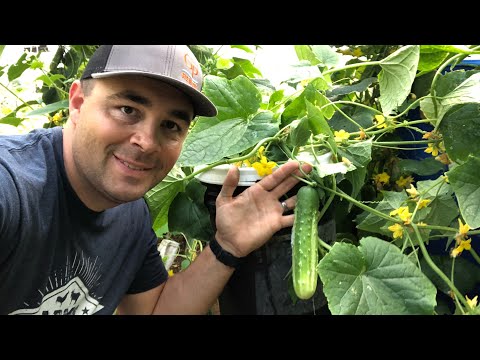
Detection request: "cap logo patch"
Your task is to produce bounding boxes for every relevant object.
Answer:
[181,53,199,89]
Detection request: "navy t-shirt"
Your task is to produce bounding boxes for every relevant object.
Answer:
[0,127,168,315]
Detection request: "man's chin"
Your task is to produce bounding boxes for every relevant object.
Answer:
[104,189,146,205]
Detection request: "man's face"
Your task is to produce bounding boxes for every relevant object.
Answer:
[68,75,194,209]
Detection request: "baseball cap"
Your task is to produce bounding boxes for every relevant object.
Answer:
[81,45,217,117]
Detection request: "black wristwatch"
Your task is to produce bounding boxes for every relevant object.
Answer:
[209,238,246,269]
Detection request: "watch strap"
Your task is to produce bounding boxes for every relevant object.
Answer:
[209,237,246,269]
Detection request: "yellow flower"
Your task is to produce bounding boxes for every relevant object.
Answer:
[417,199,431,209]
[257,146,265,158]
[334,129,350,142]
[451,247,462,258]
[466,295,478,310]
[458,218,470,238]
[390,206,412,224]
[424,143,439,157]
[451,239,472,258]
[352,48,363,57]
[388,223,403,239]
[374,172,390,185]
[406,184,419,199]
[168,269,174,277]
[396,175,414,188]
[374,115,387,129]
[251,156,277,176]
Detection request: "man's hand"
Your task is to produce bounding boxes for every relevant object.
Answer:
[214,161,312,257]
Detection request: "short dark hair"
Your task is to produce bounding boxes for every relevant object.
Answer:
[80,78,95,97]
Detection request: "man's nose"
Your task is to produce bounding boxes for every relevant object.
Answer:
[130,123,158,153]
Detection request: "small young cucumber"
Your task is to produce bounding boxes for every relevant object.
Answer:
[292,185,320,300]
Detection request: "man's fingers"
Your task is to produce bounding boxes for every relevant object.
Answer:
[260,161,312,197]
[218,165,240,200]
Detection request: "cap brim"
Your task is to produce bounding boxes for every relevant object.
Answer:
[91,71,218,118]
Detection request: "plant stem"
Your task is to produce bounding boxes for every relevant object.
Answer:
[0,83,35,111]
[451,259,466,314]
[411,223,468,308]
[322,100,383,115]
[323,60,382,76]
[468,248,480,266]
[317,175,336,222]
[318,237,332,251]
[317,184,401,223]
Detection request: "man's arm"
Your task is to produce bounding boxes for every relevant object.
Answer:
[117,161,311,314]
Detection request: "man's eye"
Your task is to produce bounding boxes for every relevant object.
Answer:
[120,106,135,115]
[163,121,181,131]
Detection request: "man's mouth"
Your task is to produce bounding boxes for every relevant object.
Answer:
[115,155,153,171]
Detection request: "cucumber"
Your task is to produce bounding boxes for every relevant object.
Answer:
[291,185,320,300]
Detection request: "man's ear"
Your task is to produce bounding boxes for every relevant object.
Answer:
[68,80,85,125]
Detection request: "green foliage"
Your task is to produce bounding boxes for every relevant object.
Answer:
[4,44,480,314]
[318,236,437,315]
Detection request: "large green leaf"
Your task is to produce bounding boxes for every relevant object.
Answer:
[434,70,478,97]
[7,52,35,82]
[337,139,372,167]
[178,111,278,166]
[144,166,185,232]
[420,72,480,124]
[447,156,480,229]
[338,140,372,205]
[439,103,480,163]
[310,45,341,68]
[418,50,450,72]
[232,57,262,78]
[228,111,278,154]
[421,45,473,54]
[416,180,459,228]
[318,236,437,315]
[421,255,480,296]
[202,75,261,121]
[378,45,420,116]
[288,116,311,147]
[326,77,377,98]
[178,118,247,166]
[306,100,336,152]
[168,180,214,242]
[397,158,445,176]
[328,105,375,133]
[294,45,320,65]
[281,84,318,125]
[344,167,367,206]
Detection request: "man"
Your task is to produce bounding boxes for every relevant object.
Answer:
[0,45,311,315]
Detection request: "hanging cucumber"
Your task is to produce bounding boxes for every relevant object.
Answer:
[292,185,320,300]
